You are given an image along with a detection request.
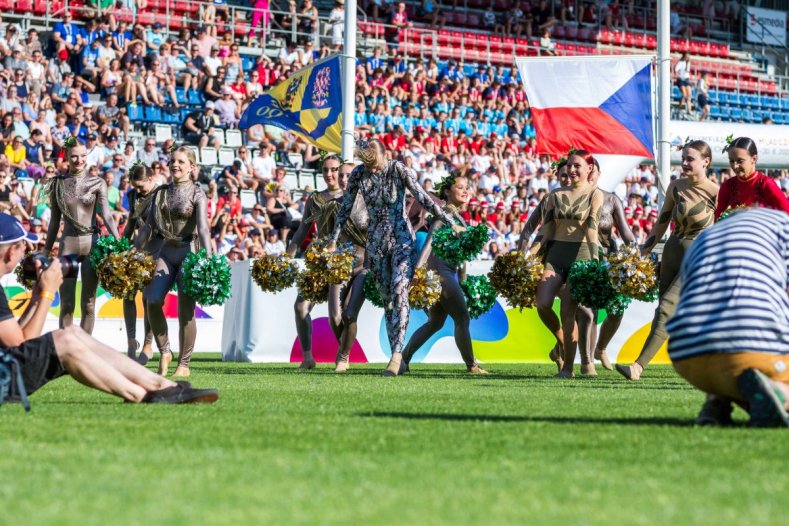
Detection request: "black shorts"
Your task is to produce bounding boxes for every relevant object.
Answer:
[676,78,691,88]
[5,333,65,397]
[184,131,202,145]
[697,94,710,107]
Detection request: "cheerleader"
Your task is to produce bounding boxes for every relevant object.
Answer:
[714,136,789,219]
[143,147,212,377]
[531,150,604,378]
[286,155,368,372]
[122,163,162,362]
[401,171,488,374]
[43,137,119,334]
[587,162,636,371]
[616,140,718,381]
[518,160,571,372]
[327,139,461,376]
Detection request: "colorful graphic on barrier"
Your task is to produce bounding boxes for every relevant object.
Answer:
[3,284,213,320]
[290,317,369,364]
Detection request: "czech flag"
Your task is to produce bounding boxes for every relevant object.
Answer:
[516,56,655,158]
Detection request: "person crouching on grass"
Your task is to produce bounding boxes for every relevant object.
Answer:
[0,213,219,408]
[666,208,789,427]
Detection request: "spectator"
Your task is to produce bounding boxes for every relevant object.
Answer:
[387,3,411,52]
[263,228,286,255]
[697,71,711,121]
[182,102,220,148]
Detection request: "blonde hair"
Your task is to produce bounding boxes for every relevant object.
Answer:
[173,145,198,165]
[356,139,386,171]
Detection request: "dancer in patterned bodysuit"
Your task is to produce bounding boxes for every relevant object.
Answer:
[43,138,120,334]
[122,163,162,362]
[143,147,213,378]
[327,140,460,376]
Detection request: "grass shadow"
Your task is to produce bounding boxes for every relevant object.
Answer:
[362,410,711,427]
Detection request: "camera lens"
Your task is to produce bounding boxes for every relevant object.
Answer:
[59,254,80,279]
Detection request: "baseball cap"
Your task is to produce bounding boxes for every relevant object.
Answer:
[153,22,163,29]
[269,229,279,236]
[468,198,478,205]
[495,202,505,210]
[205,101,215,109]
[0,213,39,244]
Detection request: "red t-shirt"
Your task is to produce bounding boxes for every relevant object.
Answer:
[217,196,242,218]
[714,171,789,219]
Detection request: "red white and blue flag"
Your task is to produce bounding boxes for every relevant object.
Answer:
[516,56,655,158]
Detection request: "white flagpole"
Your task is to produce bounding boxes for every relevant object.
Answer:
[341,0,357,162]
[657,0,671,204]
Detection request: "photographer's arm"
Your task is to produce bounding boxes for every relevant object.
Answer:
[8,261,63,343]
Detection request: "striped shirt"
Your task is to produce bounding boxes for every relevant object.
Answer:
[666,208,789,360]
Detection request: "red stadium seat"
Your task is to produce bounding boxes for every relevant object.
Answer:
[598,28,613,44]
[466,14,481,28]
[552,25,566,39]
[624,33,635,47]
[613,31,625,45]
[577,27,593,42]
[634,33,647,48]
[646,35,657,49]
[565,26,579,41]
[138,11,156,26]
[0,0,15,9]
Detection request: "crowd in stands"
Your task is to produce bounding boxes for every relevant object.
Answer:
[0,1,787,268]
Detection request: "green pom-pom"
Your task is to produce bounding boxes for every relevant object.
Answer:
[605,293,632,317]
[431,224,489,266]
[363,272,385,309]
[179,249,232,306]
[89,236,132,270]
[460,275,497,319]
[567,259,617,310]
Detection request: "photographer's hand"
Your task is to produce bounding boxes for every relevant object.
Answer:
[38,258,64,296]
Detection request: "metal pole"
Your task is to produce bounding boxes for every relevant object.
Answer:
[656,0,670,204]
[341,0,358,162]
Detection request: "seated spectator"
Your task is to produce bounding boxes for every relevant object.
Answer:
[214,86,240,128]
[181,102,220,148]
[263,228,285,255]
[539,29,557,56]
[667,208,789,427]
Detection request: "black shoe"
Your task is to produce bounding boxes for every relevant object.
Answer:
[142,382,219,404]
[737,369,789,428]
[694,397,734,426]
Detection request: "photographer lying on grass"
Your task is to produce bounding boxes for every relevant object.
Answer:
[0,213,219,409]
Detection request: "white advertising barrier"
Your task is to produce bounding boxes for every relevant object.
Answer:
[0,274,224,353]
[746,7,787,47]
[221,260,670,365]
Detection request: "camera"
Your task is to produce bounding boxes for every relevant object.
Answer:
[21,253,80,282]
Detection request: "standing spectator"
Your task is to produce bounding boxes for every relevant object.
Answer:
[387,3,411,53]
[696,71,711,121]
[328,1,345,51]
[674,52,692,114]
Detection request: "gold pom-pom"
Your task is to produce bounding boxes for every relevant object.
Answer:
[304,238,355,284]
[97,249,156,299]
[607,246,658,302]
[251,255,299,292]
[296,269,330,303]
[487,251,544,310]
[408,266,442,310]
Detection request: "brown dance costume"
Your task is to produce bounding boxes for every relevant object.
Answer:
[287,186,368,372]
[617,150,718,380]
[401,204,486,374]
[588,190,636,370]
[122,180,162,361]
[143,169,212,377]
[43,170,119,334]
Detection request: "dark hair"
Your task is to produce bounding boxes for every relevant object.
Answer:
[129,163,153,182]
[725,136,758,156]
[684,139,712,160]
[438,170,465,200]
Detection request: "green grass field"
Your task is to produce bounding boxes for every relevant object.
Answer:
[2,355,787,526]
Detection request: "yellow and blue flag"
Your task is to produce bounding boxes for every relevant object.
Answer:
[239,54,343,153]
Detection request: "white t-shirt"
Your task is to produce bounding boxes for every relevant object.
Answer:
[264,240,286,256]
[252,155,276,181]
[278,48,300,66]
